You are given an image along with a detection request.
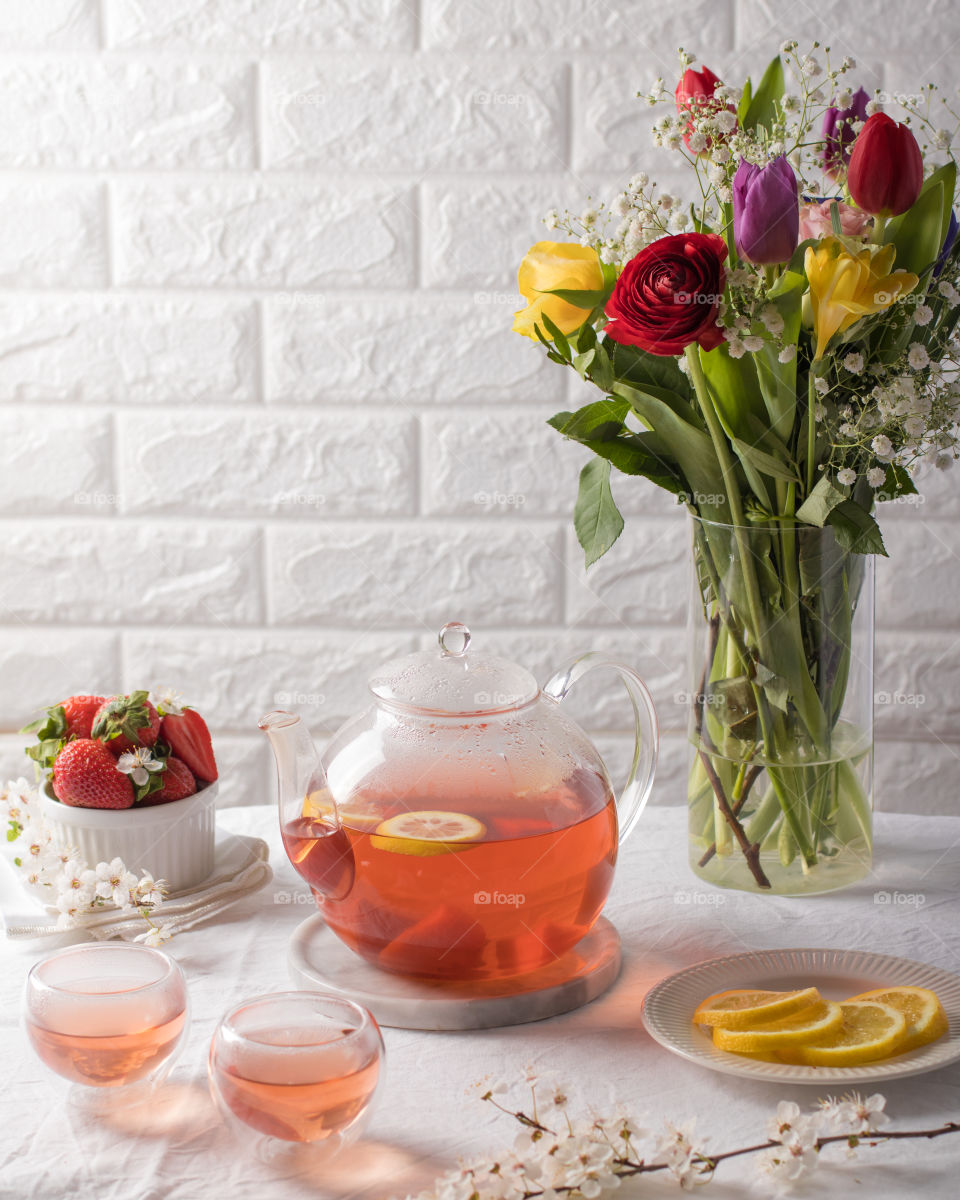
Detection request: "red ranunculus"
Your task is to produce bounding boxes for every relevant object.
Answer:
[604,233,728,356]
[847,112,923,218]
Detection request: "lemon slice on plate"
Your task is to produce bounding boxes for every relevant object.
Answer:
[693,987,823,1029]
[845,986,948,1053]
[370,810,486,857]
[777,1000,908,1066]
[712,1001,844,1053]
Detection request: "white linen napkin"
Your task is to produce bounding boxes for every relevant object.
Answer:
[0,827,272,940]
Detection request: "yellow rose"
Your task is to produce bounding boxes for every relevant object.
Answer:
[512,241,607,340]
[804,236,919,360]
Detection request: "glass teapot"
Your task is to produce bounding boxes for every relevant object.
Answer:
[260,622,658,983]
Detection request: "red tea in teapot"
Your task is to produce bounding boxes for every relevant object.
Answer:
[284,767,617,982]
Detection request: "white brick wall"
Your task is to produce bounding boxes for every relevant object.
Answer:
[1,0,958,814]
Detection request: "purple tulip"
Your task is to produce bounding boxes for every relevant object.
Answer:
[732,156,800,265]
[822,86,869,174]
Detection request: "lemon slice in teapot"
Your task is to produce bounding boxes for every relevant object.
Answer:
[370,810,486,856]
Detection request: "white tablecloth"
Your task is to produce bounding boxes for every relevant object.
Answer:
[2,806,960,1200]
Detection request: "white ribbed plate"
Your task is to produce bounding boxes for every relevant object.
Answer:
[642,948,960,1084]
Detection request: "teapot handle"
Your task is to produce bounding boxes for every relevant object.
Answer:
[543,653,659,845]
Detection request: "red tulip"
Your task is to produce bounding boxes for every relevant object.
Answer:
[675,66,732,152]
[847,112,923,217]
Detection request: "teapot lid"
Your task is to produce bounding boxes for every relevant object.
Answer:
[368,622,539,716]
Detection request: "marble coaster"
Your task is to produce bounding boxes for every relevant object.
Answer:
[287,915,622,1031]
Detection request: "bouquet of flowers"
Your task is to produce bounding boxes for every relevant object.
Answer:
[513,43,960,892]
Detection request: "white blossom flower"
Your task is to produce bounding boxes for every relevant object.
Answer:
[908,343,930,370]
[814,376,830,395]
[726,335,747,359]
[149,685,185,717]
[778,344,797,364]
[866,99,883,116]
[755,1139,819,1189]
[904,415,926,439]
[933,129,953,150]
[801,56,822,77]
[687,130,708,153]
[867,467,887,487]
[95,858,140,908]
[839,422,856,437]
[938,280,960,304]
[743,334,765,353]
[913,304,933,327]
[834,89,853,110]
[543,208,559,230]
[139,925,173,948]
[781,94,800,112]
[840,1092,891,1135]
[843,351,864,374]
[837,468,856,486]
[715,109,738,134]
[712,143,731,164]
[580,207,598,228]
[872,434,894,460]
[842,56,856,69]
[116,746,164,787]
[760,307,785,335]
[628,172,649,191]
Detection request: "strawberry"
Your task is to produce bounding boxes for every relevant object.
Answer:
[139,757,197,807]
[52,739,134,810]
[160,708,218,783]
[60,694,106,740]
[92,691,160,755]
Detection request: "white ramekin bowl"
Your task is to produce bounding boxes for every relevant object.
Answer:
[40,780,219,893]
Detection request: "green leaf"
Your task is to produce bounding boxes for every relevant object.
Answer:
[20,704,67,740]
[884,180,944,277]
[580,434,685,493]
[6,819,22,842]
[572,348,596,379]
[730,436,799,483]
[826,500,888,556]
[548,398,629,442]
[753,288,801,442]
[574,458,624,567]
[699,342,767,436]
[538,312,572,360]
[755,662,789,712]
[876,462,918,501]
[796,476,848,527]
[546,287,609,308]
[737,78,753,125]
[610,380,731,523]
[603,339,692,402]
[742,55,785,134]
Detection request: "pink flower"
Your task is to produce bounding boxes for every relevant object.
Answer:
[798,199,872,242]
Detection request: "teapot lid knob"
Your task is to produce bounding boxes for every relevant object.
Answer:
[438,621,471,657]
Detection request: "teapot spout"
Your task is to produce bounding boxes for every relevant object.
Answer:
[258,709,328,816]
[259,710,354,901]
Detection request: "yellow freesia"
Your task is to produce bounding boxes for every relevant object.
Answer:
[804,236,919,360]
[512,241,605,340]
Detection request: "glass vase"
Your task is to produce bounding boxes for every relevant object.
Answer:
[686,514,873,895]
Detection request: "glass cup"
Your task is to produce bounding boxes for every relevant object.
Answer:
[208,991,384,1163]
[23,942,189,1111]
